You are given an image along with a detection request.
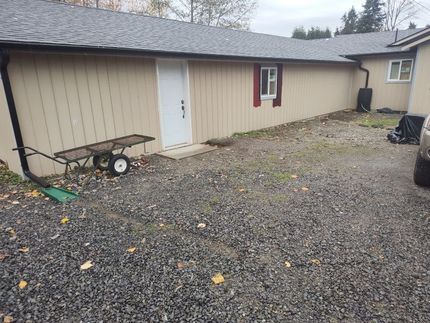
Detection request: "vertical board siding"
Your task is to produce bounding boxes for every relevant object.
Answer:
[409,42,430,114]
[0,78,22,175]
[188,61,354,142]
[8,52,161,176]
[352,55,414,111]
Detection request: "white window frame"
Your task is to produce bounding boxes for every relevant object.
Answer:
[387,59,414,83]
[260,66,278,100]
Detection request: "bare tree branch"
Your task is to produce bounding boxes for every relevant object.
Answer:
[384,0,418,30]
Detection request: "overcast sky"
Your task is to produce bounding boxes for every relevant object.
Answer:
[250,0,430,37]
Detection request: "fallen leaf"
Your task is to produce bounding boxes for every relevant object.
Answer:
[238,188,246,192]
[197,223,207,229]
[177,261,185,270]
[0,251,10,262]
[5,228,16,240]
[18,247,29,253]
[211,273,225,285]
[11,190,18,195]
[301,187,309,192]
[18,280,28,289]
[127,247,136,253]
[293,189,299,192]
[159,223,165,227]
[311,259,321,266]
[11,201,20,205]
[284,261,292,268]
[60,217,70,224]
[3,315,13,323]
[0,194,10,200]
[290,175,298,179]
[78,209,87,219]
[25,190,40,198]
[80,260,93,270]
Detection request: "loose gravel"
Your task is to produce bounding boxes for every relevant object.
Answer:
[1,111,429,322]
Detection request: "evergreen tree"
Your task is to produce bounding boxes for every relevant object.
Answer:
[292,26,307,39]
[292,26,332,40]
[356,0,386,33]
[340,7,358,34]
[408,21,417,29]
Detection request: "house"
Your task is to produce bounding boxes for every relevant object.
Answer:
[0,0,428,176]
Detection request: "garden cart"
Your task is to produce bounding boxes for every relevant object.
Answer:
[13,134,155,202]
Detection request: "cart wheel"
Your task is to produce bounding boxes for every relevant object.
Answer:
[108,154,131,176]
[93,153,113,171]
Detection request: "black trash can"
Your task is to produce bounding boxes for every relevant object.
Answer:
[357,88,373,112]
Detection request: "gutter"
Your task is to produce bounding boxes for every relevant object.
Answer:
[0,49,49,187]
[358,61,370,88]
[342,55,369,88]
[0,49,28,171]
[0,42,355,66]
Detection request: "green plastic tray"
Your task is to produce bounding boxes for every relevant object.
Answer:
[41,187,79,203]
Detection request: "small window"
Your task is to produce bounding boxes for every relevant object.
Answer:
[260,67,277,100]
[387,59,413,82]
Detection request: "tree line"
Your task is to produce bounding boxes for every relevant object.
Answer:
[55,0,257,30]
[293,0,420,40]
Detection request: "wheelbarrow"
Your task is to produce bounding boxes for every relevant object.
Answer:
[13,134,155,202]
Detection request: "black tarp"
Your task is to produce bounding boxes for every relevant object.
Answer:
[387,113,427,145]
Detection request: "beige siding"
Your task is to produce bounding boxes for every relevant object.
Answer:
[8,52,161,176]
[352,54,414,111]
[189,61,354,142]
[409,42,430,114]
[0,78,22,174]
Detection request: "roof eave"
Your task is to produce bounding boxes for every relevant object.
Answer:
[389,27,430,47]
[0,41,355,65]
[344,49,416,59]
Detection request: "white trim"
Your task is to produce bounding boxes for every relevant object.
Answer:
[260,66,278,100]
[400,34,430,50]
[185,60,193,147]
[391,27,430,47]
[386,59,414,83]
[156,59,193,151]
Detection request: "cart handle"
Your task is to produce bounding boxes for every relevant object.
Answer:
[13,146,69,165]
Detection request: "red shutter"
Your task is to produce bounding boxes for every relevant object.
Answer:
[273,63,283,107]
[253,63,261,107]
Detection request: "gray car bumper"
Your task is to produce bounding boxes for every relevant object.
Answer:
[420,127,430,161]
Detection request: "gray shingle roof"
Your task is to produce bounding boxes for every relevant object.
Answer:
[0,0,419,63]
[311,29,421,57]
[0,0,352,63]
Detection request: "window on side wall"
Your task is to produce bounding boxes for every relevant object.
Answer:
[387,59,413,82]
[260,67,277,100]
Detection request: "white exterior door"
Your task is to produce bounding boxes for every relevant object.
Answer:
[157,60,191,149]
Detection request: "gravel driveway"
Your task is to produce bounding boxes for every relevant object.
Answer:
[1,111,429,322]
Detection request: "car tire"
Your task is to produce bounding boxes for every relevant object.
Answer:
[413,151,430,186]
[93,153,114,171]
[108,154,131,177]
